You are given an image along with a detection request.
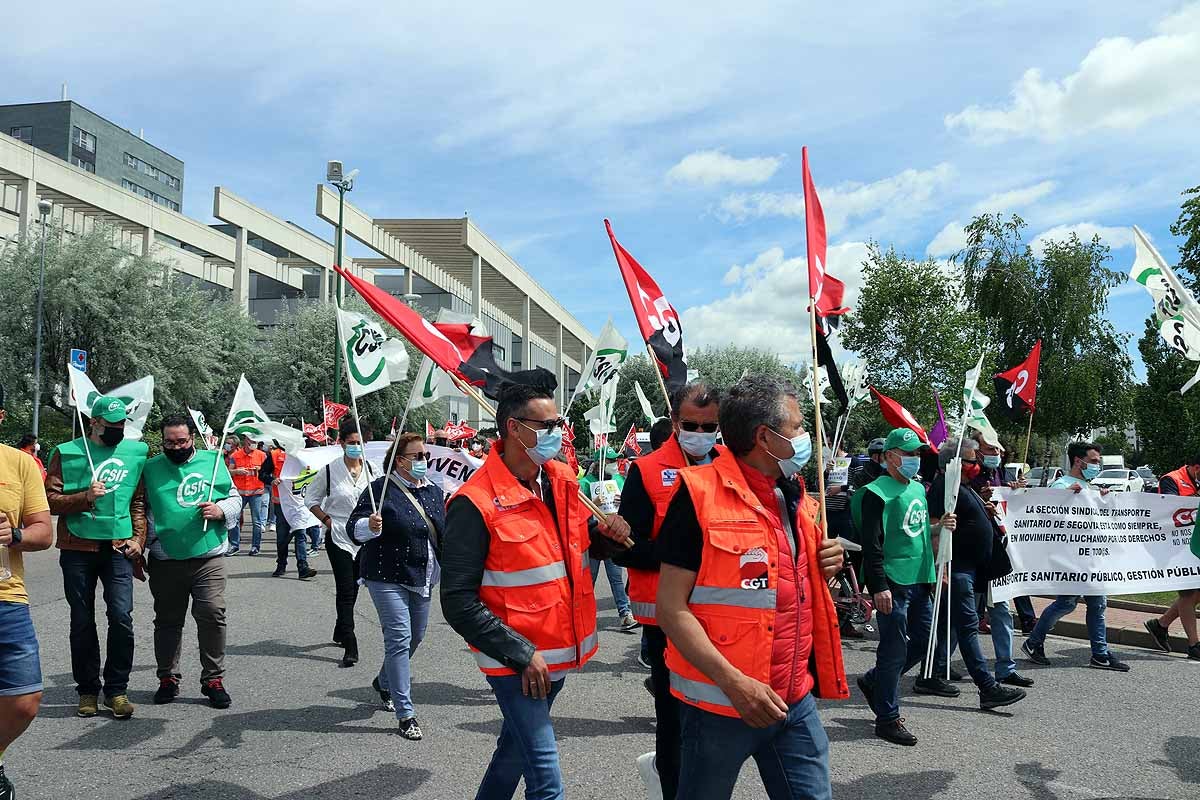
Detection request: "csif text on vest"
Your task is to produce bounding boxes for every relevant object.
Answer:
[143,449,235,559]
[55,437,149,540]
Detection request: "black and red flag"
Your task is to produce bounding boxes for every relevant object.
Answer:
[605,220,688,394]
[993,340,1041,421]
[803,147,849,322]
[334,265,556,401]
[871,387,930,445]
[813,324,849,418]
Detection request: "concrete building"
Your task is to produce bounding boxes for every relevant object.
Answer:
[0,100,184,211]
[0,123,593,426]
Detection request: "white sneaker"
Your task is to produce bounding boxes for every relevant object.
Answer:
[636,752,662,800]
[266,523,276,533]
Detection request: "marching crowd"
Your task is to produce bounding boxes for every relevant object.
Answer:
[0,372,1197,800]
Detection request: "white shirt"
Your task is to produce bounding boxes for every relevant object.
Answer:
[308,456,376,557]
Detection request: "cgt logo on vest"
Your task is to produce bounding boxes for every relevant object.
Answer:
[739,547,770,590]
[1172,507,1196,529]
[93,458,130,488]
[177,472,211,508]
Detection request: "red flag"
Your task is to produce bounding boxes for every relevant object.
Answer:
[802,147,848,319]
[322,396,349,430]
[604,220,688,393]
[561,421,579,473]
[871,387,929,444]
[388,416,398,438]
[425,420,435,441]
[444,421,477,442]
[621,423,641,456]
[302,421,328,444]
[993,340,1041,420]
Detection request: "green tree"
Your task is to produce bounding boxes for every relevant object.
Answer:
[0,225,259,448]
[1170,185,1200,287]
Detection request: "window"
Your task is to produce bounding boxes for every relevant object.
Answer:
[121,178,178,211]
[72,157,95,173]
[9,126,32,143]
[73,126,96,153]
[123,152,179,192]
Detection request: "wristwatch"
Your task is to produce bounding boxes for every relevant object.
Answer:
[11,527,22,545]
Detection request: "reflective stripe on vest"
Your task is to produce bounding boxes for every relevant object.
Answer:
[472,630,600,672]
[670,672,734,711]
[630,601,656,621]
[689,585,778,610]
[480,561,568,588]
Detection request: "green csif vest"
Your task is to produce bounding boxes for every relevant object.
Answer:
[143,450,234,559]
[851,474,935,586]
[56,437,149,541]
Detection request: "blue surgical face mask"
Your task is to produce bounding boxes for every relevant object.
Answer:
[767,429,812,479]
[1082,463,1101,481]
[521,424,563,466]
[678,429,718,459]
[898,455,922,479]
[345,444,363,459]
[408,459,428,480]
[982,454,1002,469]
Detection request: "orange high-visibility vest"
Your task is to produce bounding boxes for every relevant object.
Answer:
[665,455,849,718]
[454,443,598,677]
[626,436,727,626]
[1160,466,1198,496]
[269,449,286,502]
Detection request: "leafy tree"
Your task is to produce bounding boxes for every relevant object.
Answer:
[1170,185,1200,287]
[0,225,259,449]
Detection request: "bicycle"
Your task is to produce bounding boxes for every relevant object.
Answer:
[828,538,874,633]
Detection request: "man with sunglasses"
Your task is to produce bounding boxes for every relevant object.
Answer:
[441,378,632,800]
[611,380,723,800]
[46,395,149,720]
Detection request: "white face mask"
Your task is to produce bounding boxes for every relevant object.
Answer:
[678,429,718,458]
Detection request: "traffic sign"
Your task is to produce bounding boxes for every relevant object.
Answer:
[70,349,87,372]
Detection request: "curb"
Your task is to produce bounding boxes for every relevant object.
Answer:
[1052,619,1191,653]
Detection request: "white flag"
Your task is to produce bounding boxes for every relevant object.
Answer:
[584,373,620,435]
[336,307,411,399]
[188,408,218,449]
[633,380,660,426]
[224,375,305,453]
[409,356,463,409]
[1129,225,1200,393]
[68,367,155,440]
[567,319,628,412]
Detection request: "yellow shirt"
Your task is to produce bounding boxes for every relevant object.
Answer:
[0,443,51,604]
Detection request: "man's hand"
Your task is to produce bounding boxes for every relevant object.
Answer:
[978,484,994,501]
[114,539,141,559]
[596,513,631,546]
[826,484,844,497]
[199,502,225,521]
[1099,487,1111,497]
[0,515,12,546]
[86,481,107,503]
[1008,479,1027,489]
[874,589,893,616]
[521,652,551,700]
[817,538,844,579]
[368,513,383,532]
[940,512,957,532]
[722,674,788,728]
[1069,483,1083,494]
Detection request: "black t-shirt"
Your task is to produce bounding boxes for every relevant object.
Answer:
[927,480,994,570]
[1159,476,1181,495]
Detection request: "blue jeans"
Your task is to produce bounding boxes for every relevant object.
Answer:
[228,493,266,551]
[0,601,42,696]
[307,525,322,550]
[589,556,632,617]
[365,581,431,720]
[677,693,831,800]
[989,600,1017,679]
[274,506,309,570]
[1013,595,1038,625]
[477,674,565,800]
[932,570,996,691]
[863,582,932,723]
[60,546,135,697]
[1028,595,1109,657]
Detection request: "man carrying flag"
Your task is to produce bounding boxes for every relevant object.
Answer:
[46,395,149,720]
[141,414,245,709]
[1144,458,1200,661]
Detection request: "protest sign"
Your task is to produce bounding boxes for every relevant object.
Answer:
[425,444,484,494]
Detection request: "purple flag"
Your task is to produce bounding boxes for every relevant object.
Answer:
[929,390,949,448]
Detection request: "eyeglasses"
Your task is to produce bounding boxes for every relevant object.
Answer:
[516,417,567,432]
[163,437,192,447]
[401,452,429,462]
[678,421,719,433]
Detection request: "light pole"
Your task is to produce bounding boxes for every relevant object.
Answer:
[31,198,52,436]
[326,161,358,403]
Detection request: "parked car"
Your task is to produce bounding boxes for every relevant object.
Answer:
[1004,462,1031,483]
[1091,468,1142,493]
[1026,466,1064,486]
[1136,466,1158,492]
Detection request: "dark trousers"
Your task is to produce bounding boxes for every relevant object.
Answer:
[273,507,309,571]
[327,542,360,642]
[148,555,227,682]
[643,624,680,799]
[60,546,135,698]
[931,570,997,691]
[1013,595,1037,626]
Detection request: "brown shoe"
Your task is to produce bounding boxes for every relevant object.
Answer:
[77,694,99,717]
[104,694,135,719]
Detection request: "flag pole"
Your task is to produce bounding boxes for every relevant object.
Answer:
[807,308,831,540]
[201,414,232,533]
[1020,407,1035,469]
[337,319,379,515]
[646,343,672,407]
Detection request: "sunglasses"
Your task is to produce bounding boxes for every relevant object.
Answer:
[516,417,567,432]
[678,421,719,433]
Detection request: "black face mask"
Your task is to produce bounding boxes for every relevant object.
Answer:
[164,446,193,464]
[98,426,125,447]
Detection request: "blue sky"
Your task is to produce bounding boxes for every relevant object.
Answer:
[6,1,1199,376]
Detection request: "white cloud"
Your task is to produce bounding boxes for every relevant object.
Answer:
[971,180,1057,214]
[681,242,870,364]
[718,164,954,236]
[945,4,1200,141]
[1031,222,1135,252]
[927,221,969,257]
[667,150,783,187]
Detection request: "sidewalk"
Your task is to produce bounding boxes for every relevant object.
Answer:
[1029,596,1195,654]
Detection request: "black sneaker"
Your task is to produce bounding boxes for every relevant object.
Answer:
[271,566,286,578]
[856,675,876,710]
[398,717,423,741]
[0,763,15,800]
[643,676,655,696]
[999,672,1035,688]
[299,567,317,581]
[154,675,180,704]
[1019,617,1038,635]
[1143,618,1172,652]
[1089,653,1131,672]
[248,547,260,556]
[875,718,917,746]
[201,678,232,709]
[913,677,960,697]
[949,668,966,682]
[372,676,395,712]
[341,636,359,668]
[224,547,240,557]
[1022,640,1050,666]
[980,683,1026,710]
[1187,642,1200,662]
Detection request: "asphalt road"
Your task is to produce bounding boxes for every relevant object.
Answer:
[11,545,1199,800]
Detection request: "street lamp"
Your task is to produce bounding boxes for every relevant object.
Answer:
[326,161,358,403]
[31,198,52,436]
